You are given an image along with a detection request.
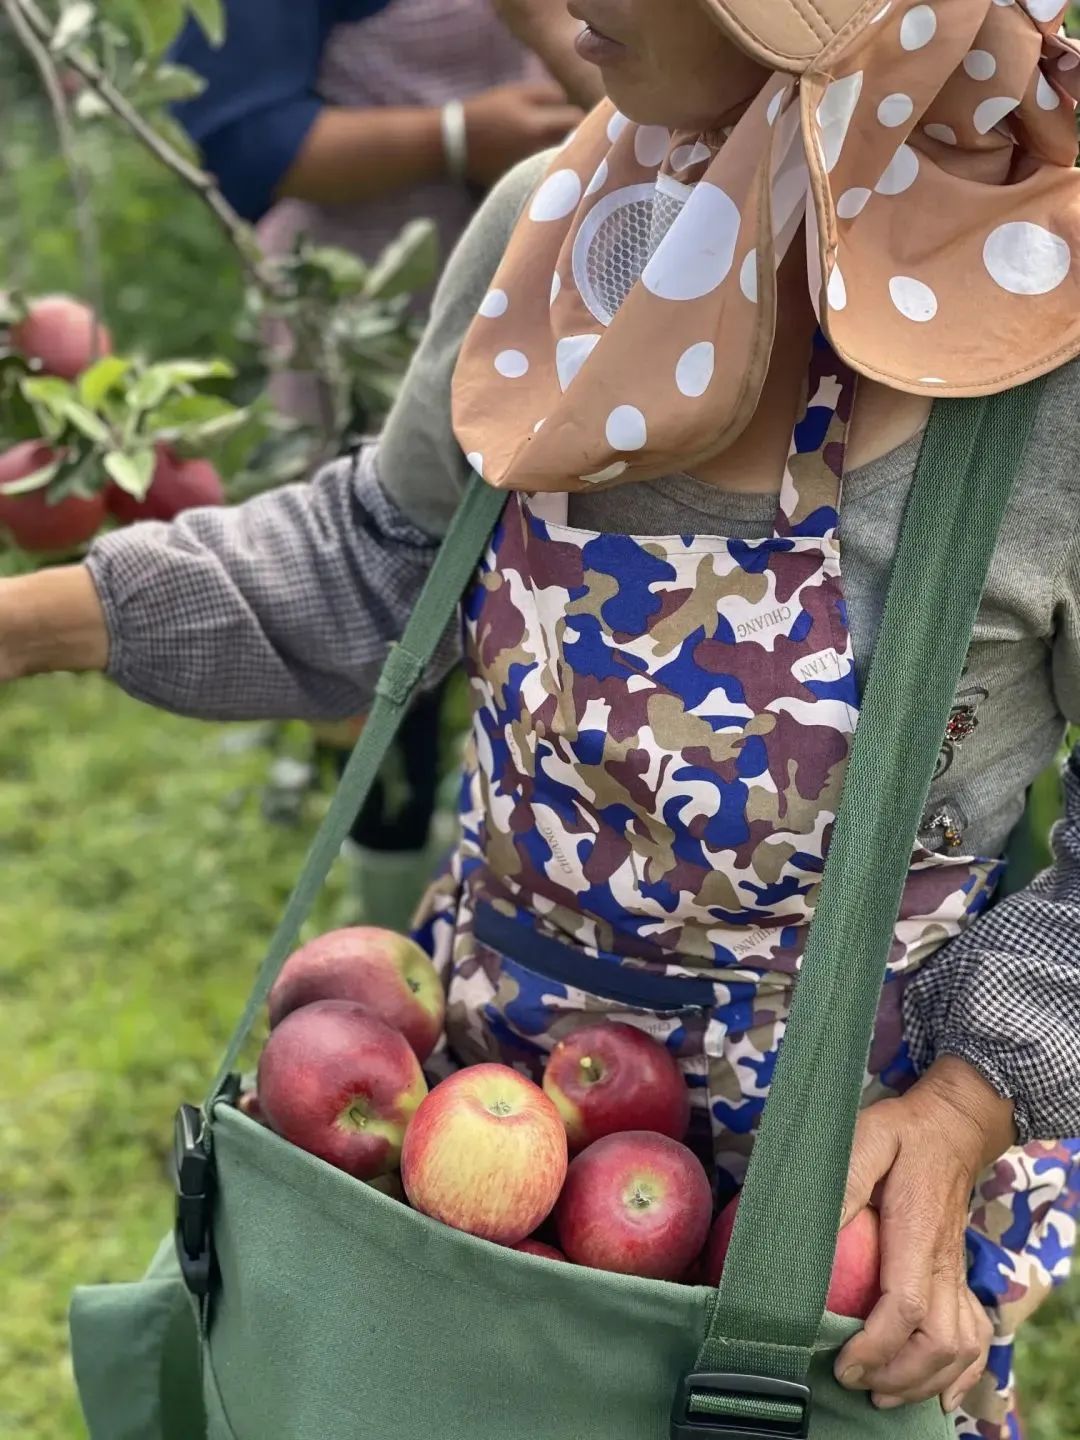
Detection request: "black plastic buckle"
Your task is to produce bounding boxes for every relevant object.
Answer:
[173,1103,215,1297]
[671,1374,811,1439]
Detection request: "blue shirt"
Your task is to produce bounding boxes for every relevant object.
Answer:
[172,0,393,223]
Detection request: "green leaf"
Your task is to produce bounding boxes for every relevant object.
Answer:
[21,377,111,444]
[78,356,131,409]
[127,61,207,106]
[58,401,111,444]
[0,460,60,497]
[187,0,224,45]
[21,376,76,414]
[150,393,249,444]
[51,1,96,51]
[129,0,185,55]
[364,220,439,301]
[299,246,369,296]
[103,448,155,499]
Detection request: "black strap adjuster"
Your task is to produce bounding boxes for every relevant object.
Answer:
[671,1374,811,1439]
[173,1103,215,1297]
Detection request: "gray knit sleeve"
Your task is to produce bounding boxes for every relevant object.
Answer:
[904,746,1080,1143]
[86,448,456,722]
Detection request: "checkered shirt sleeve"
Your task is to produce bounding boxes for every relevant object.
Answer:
[904,748,1080,1142]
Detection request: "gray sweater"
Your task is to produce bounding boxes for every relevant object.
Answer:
[87,157,1080,1142]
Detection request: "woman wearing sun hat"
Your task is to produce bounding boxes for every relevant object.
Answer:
[5,1,1080,1431]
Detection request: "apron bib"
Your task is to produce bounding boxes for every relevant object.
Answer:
[412,337,1079,1438]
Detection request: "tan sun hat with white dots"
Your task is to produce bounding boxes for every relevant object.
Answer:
[452,0,1080,495]
[702,0,877,72]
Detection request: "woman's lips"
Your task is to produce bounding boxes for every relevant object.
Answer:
[573,22,628,65]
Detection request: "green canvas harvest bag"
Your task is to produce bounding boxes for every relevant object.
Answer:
[70,377,1046,1440]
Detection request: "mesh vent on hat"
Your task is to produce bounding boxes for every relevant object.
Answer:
[572,179,692,326]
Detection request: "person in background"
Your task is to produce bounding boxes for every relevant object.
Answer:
[171,0,591,930]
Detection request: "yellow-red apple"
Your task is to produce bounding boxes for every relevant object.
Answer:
[555,1131,712,1281]
[257,1000,427,1180]
[705,1195,882,1319]
[543,1021,690,1151]
[269,926,445,1062]
[401,1064,567,1245]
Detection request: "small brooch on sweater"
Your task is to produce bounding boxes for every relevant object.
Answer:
[933,679,989,781]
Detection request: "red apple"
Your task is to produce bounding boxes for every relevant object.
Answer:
[705,1195,882,1320]
[402,1064,568,1245]
[512,1238,566,1261]
[11,294,112,379]
[0,442,105,552]
[107,444,225,524]
[555,1131,712,1281]
[269,926,445,1062]
[366,1171,408,1203]
[543,1021,690,1151]
[257,1000,427,1180]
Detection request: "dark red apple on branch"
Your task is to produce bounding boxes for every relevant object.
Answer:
[555,1131,712,1281]
[542,1021,690,1151]
[269,926,445,1062]
[402,1064,568,1245]
[705,1194,882,1319]
[257,1000,427,1181]
[10,294,112,379]
[106,444,225,525]
[0,441,105,552]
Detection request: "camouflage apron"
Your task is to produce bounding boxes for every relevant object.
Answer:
[414,337,1079,1438]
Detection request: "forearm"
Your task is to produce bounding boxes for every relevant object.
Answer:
[0,566,108,681]
[277,105,446,207]
[904,748,1080,1141]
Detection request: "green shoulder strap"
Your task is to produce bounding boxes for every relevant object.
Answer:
[204,474,507,1110]
[681,377,1047,1432]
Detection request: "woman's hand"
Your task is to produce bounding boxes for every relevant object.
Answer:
[835,1057,1016,1413]
[464,82,585,190]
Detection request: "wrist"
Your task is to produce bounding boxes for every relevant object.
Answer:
[440,100,468,184]
[0,566,109,680]
[908,1056,1018,1172]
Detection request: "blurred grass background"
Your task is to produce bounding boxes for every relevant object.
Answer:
[3,12,1080,1440]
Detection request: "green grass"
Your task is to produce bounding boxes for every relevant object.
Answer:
[1,676,1078,1437]
[0,676,344,1437]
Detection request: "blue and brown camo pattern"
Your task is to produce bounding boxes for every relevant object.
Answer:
[413,343,1079,1437]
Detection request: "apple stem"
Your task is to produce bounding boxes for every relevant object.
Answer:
[579,1056,602,1085]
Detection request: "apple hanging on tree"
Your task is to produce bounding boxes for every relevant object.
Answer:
[0,440,105,553]
[10,294,112,381]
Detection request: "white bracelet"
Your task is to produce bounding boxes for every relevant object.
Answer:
[441,99,469,183]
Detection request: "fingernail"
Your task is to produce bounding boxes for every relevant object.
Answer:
[839,1367,864,1388]
[942,1391,961,1414]
[872,1395,903,1410]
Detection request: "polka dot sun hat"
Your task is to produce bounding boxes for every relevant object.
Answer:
[452,0,1080,494]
